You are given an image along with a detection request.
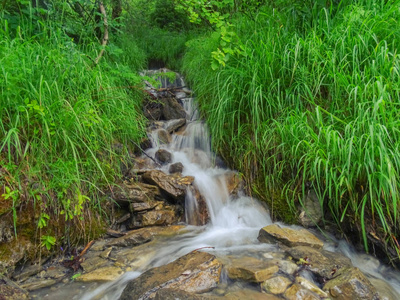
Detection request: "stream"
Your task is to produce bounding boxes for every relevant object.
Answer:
[31,70,400,300]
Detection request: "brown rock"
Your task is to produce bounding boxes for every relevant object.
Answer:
[284,284,320,300]
[107,227,153,247]
[154,289,209,300]
[155,129,172,145]
[286,246,352,279]
[129,201,162,212]
[323,267,378,299]
[162,118,186,133]
[185,185,209,226]
[135,209,178,227]
[119,251,222,300]
[225,289,281,299]
[258,224,324,249]
[227,257,279,282]
[169,162,184,174]
[142,170,194,201]
[112,182,163,207]
[20,278,57,291]
[0,274,30,299]
[81,256,110,273]
[76,266,124,282]
[296,276,328,297]
[223,171,243,196]
[261,276,292,294]
[161,97,187,120]
[155,149,172,164]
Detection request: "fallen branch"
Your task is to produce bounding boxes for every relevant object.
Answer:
[79,240,95,257]
[94,2,108,65]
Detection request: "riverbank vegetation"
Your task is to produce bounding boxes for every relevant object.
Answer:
[181,0,400,264]
[1,0,400,268]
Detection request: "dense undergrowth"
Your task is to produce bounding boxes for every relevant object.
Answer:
[182,0,400,264]
[0,1,147,259]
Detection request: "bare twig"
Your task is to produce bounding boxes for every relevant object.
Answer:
[94,2,108,65]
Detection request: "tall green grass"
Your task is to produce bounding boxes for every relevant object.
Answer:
[0,10,146,249]
[183,0,400,258]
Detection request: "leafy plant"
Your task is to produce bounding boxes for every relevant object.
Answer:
[40,235,56,251]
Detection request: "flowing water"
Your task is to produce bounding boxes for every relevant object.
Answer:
[33,70,400,299]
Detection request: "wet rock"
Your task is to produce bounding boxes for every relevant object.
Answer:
[43,265,69,279]
[155,129,172,145]
[286,246,352,279]
[163,118,186,133]
[129,201,162,213]
[130,157,156,172]
[169,162,184,174]
[258,224,324,249]
[323,267,378,299]
[20,278,57,291]
[226,256,279,282]
[299,190,323,228]
[225,289,281,299]
[130,208,179,228]
[112,182,163,207]
[0,274,30,299]
[143,101,162,120]
[270,259,298,275]
[296,276,328,298]
[185,185,209,226]
[12,264,42,282]
[175,91,187,100]
[80,256,109,273]
[161,97,186,120]
[120,251,222,300]
[107,227,153,247]
[76,266,124,282]
[154,289,208,300]
[155,149,172,164]
[0,238,33,274]
[284,283,320,300]
[223,171,243,197]
[142,170,194,201]
[261,275,292,294]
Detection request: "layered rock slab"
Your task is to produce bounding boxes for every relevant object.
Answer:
[119,251,222,300]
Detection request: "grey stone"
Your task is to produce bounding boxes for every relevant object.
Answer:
[169,162,184,174]
[155,149,172,164]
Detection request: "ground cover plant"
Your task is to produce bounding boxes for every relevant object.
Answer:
[182,0,400,264]
[0,0,147,260]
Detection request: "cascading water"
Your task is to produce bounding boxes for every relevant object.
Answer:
[33,70,400,300]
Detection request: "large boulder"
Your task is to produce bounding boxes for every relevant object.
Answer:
[286,246,352,279]
[119,251,222,300]
[323,267,378,299]
[128,206,179,228]
[258,224,324,249]
[161,97,187,120]
[142,170,194,201]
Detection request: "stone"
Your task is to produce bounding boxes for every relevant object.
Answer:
[20,278,57,291]
[225,289,281,300]
[112,182,163,207]
[162,118,186,133]
[80,256,109,273]
[161,97,187,120]
[296,276,328,297]
[143,101,162,120]
[169,162,184,174]
[0,219,13,243]
[258,224,324,249]
[142,170,194,201]
[323,267,378,299]
[286,246,352,279]
[270,259,298,275]
[175,91,187,100]
[154,289,208,300]
[155,149,172,164]
[132,209,178,227]
[12,264,42,282]
[107,227,153,247]
[119,251,222,300]
[299,190,323,228]
[43,265,69,279]
[129,201,162,212]
[284,284,320,300]
[261,276,292,294]
[0,238,33,274]
[0,274,30,299]
[185,185,209,226]
[76,266,124,282]
[226,256,279,282]
[155,129,172,145]
[223,171,243,196]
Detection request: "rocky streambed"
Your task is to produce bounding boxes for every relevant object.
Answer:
[2,69,400,300]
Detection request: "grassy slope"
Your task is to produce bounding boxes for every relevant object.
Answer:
[0,6,147,256]
[182,1,400,261]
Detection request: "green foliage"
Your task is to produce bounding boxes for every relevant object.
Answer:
[40,235,56,250]
[183,0,400,258]
[0,0,146,251]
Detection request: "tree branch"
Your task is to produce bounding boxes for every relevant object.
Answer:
[94,1,108,65]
